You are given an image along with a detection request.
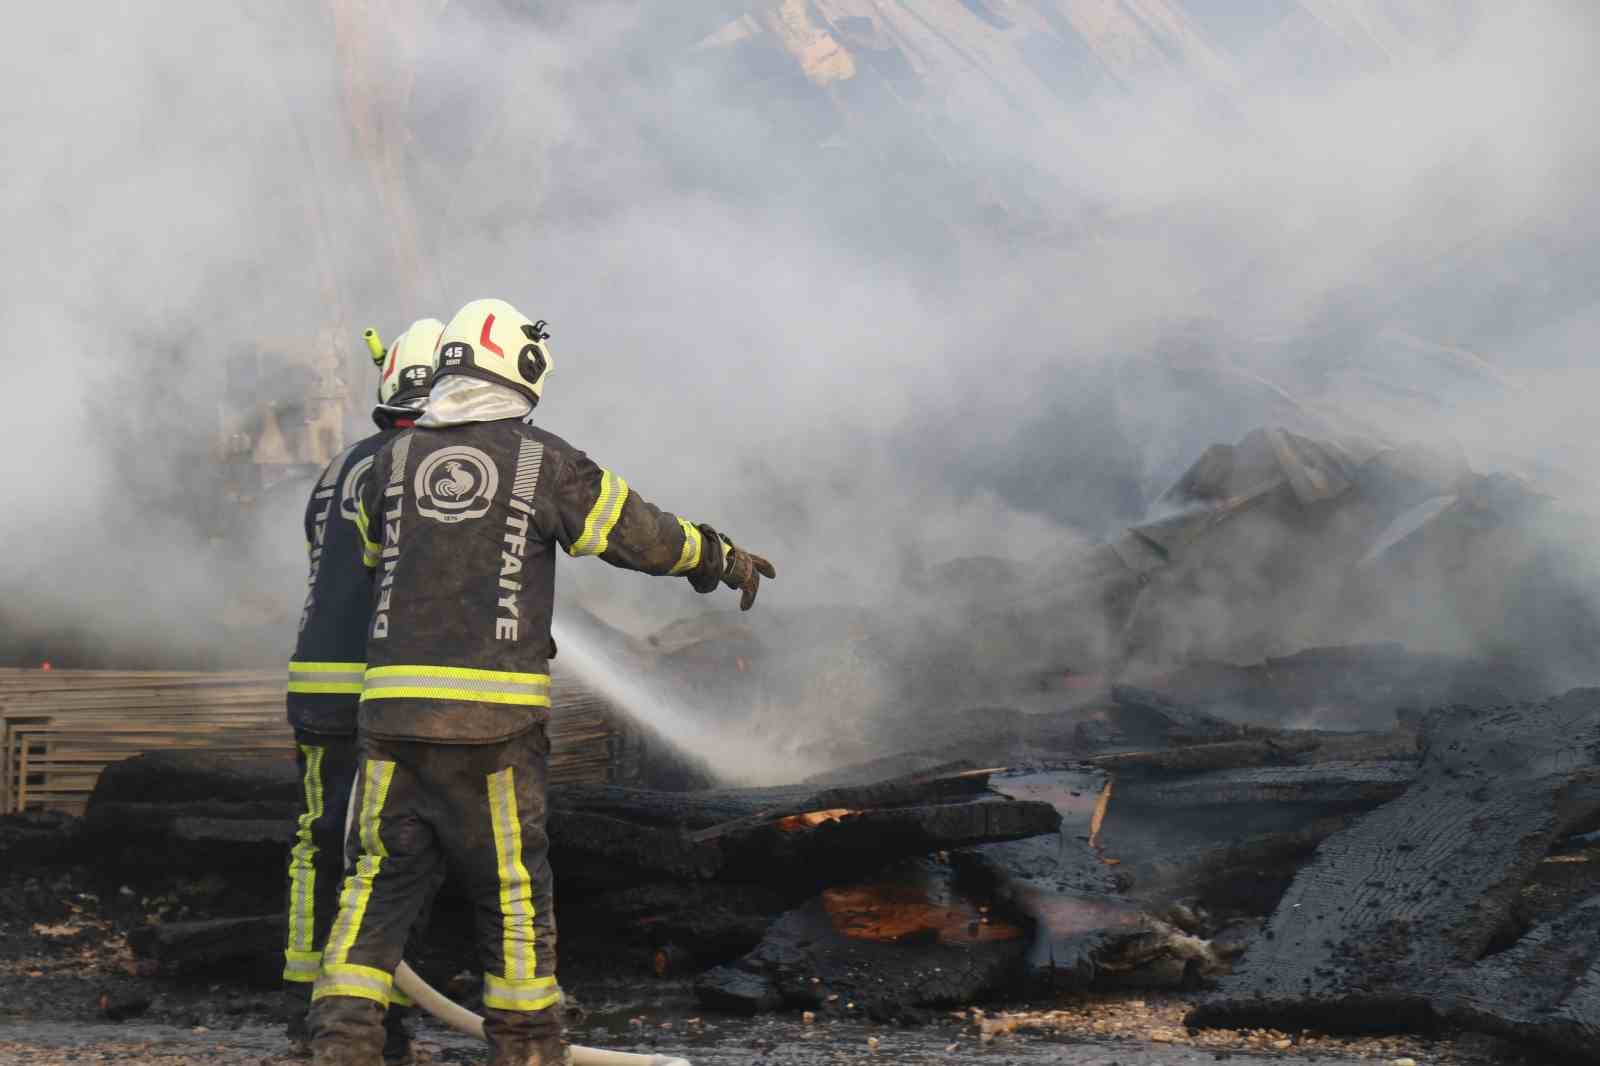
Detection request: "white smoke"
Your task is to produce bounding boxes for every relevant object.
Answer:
[2,2,1598,770]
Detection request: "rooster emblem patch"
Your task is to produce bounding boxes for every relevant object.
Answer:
[415,445,499,523]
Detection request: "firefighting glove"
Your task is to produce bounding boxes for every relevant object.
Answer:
[719,535,776,611]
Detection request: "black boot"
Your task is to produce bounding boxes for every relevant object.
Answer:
[382,1004,417,1066]
[283,985,315,1058]
[483,1006,566,1066]
[485,1034,565,1066]
[310,995,387,1066]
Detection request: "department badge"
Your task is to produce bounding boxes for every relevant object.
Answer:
[415,445,499,523]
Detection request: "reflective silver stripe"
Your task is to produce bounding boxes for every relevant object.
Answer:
[362,674,550,698]
[282,950,321,981]
[483,973,559,1011]
[389,434,411,482]
[313,963,393,1004]
[287,669,365,687]
[512,439,544,502]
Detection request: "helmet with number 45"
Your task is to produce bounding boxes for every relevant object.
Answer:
[433,298,553,407]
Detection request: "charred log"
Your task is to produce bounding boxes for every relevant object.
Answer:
[89,750,298,807]
[552,799,1061,882]
[553,761,993,834]
[127,914,283,976]
[558,881,788,968]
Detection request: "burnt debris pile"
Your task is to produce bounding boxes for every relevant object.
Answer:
[1189,688,1600,1057]
[11,662,1597,1051]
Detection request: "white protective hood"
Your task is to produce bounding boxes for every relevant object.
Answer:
[416,375,533,428]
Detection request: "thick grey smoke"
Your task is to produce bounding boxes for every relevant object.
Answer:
[3,2,1597,772]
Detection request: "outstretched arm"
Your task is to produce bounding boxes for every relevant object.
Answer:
[552,447,775,608]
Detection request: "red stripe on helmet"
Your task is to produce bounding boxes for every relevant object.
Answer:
[480,314,505,358]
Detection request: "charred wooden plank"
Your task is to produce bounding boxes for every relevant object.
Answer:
[1090,738,1318,775]
[1111,813,1362,914]
[1107,686,1242,745]
[1438,895,1600,1059]
[1116,762,1414,810]
[1188,689,1600,1034]
[1088,730,1419,777]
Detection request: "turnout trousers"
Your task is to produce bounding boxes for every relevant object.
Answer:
[310,725,560,1057]
[285,731,437,1061]
[284,732,365,990]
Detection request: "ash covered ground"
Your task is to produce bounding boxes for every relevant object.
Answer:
[0,813,1545,1066]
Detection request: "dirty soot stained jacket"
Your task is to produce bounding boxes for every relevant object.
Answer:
[354,419,725,744]
[286,430,395,735]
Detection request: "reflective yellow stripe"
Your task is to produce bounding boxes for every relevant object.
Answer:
[313,962,393,1006]
[287,662,366,696]
[356,498,380,568]
[670,519,703,575]
[283,948,321,983]
[487,767,538,986]
[362,687,552,706]
[569,471,628,557]
[389,987,414,1008]
[361,666,551,707]
[315,759,395,1000]
[483,973,560,1012]
[285,745,325,959]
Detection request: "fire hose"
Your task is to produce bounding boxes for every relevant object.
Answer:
[341,788,691,1066]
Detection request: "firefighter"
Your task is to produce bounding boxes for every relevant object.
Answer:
[310,298,774,1066]
[284,319,445,1064]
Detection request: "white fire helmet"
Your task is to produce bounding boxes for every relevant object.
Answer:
[377,318,446,406]
[434,298,553,406]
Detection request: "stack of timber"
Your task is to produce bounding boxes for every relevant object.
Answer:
[0,669,286,815]
[1,667,667,814]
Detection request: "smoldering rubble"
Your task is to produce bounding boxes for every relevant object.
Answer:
[6,423,1596,1062]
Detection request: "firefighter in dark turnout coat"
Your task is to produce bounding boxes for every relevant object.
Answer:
[310,298,774,1066]
[284,319,444,1061]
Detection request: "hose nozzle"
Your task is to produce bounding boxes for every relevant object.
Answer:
[363,327,386,367]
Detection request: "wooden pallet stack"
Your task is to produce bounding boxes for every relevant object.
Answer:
[1,668,643,814]
[0,669,289,814]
